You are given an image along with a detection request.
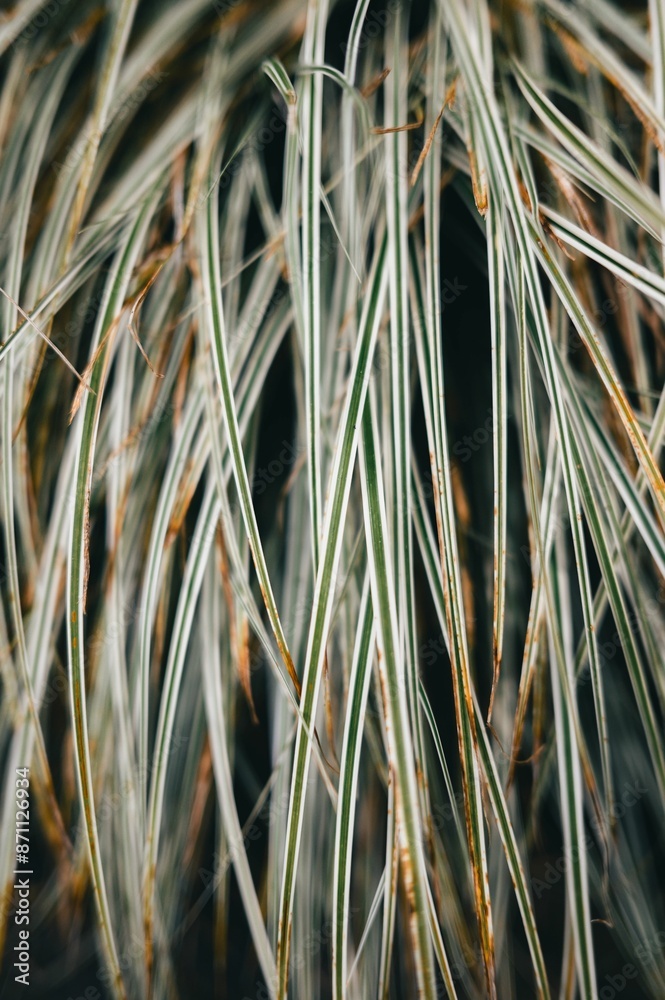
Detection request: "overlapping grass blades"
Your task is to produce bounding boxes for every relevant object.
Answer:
[1,0,665,997]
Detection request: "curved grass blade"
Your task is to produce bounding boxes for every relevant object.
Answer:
[359,393,437,998]
[332,573,375,1000]
[275,231,388,998]
[486,196,507,723]
[383,0,431,851]
[412,438,552,1000]
[200,561,277,995]
[68,189,162,1000]
[200,157,301,698]
[419,13,497,989]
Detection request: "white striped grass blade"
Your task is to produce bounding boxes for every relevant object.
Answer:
[359,391,437,998]
[275,232,388,998]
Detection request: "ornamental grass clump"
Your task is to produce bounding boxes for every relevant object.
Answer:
[1,0,665,997]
